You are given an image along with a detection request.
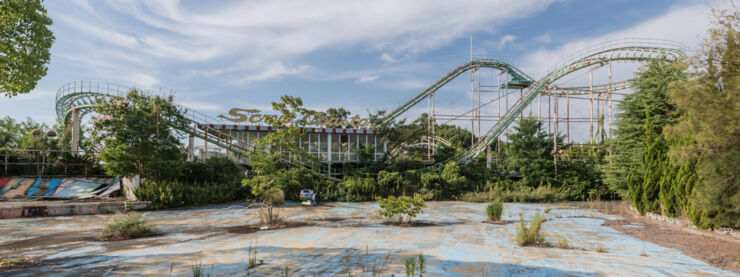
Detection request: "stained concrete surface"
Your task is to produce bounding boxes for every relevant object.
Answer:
[1,202,737,276]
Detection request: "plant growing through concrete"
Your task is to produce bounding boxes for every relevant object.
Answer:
[596,245,608,253]
[404,253,425,277]
[516,214,549,247]
[376,193,429,224]
[486,200,504,221]
[247,243,260,269]
[99,213,153,240]
[544,205,552,213]
[557,236,571,249]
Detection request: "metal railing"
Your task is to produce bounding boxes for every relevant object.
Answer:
[0,148,102,177]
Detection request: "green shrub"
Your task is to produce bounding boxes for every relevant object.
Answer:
[486,200,503,221]
[135,179,246,209]
[376,193,429,224]
[100,213,153,240]
[516,214,548,247]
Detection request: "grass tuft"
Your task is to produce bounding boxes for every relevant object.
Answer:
[595,245,607,253]
[486,200,504,221]
[516,214,549,247]
[557,237,572,249]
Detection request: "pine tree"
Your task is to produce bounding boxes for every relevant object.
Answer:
[665,5,739,229]
[602,62,686,198]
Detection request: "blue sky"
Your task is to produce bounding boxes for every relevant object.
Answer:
[0,0,718,139]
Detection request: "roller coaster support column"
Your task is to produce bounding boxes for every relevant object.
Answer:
[589,69,594,143]
[71,109,80,152]
[553,95,558,176]
[486,145,491,169]
[187,134,194,162]
[566,91,570,144]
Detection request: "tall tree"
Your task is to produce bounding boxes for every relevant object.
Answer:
[602,61,686,197]
[93,91,186,180]
[505,117,555,187]
[0,0,54,97]
[665,5,740,229]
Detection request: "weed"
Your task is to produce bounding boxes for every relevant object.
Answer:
[259,204,282,227]
[281,266,290,277]
[404,253,425,277]
[247,242,259,269]
[595,246,607,253]
[99,213,153,240]
[516,214,549,247]
[192,262,207,277]
[544,205,552,213]
[346,245,393,277]
[557,237,571,249]
[404,257,416,277]
[486,200,503,221]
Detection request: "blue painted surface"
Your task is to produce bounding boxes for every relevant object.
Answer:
[43,179,64,196]
[1,202,736,276]
[25,178,42,196]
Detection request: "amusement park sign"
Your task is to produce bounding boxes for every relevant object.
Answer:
[218,108,377,129]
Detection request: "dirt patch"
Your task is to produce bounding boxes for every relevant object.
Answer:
[601,203,740,272]
[0,233,97,250]
[97,232,162,242]
[319,217,346,222]
[224,221,309,234]
[0,255,41,272]
[381,221,437,227]
[482,220,512,225]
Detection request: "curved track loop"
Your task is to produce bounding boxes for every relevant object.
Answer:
[55,81,341,181]
[379,59,534,125]
[454,39,685,165]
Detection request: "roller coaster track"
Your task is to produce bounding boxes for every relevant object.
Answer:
[55,39,685,180]
[379,59,534,125]
[55,81,341,181]
[453,39,686,165]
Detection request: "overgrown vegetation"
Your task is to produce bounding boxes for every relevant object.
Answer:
[486,200,503,222]
[605,5,739,230]
[99,213,154,240]
[404,253,425,277]
[516,214,549,247]
[376,193,428,224]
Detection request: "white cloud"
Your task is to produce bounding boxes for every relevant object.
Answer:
[535,32,551,44]
[381,53,397,64]
[125,73,160,88]
[498,35,516,49]
[236,62,310,83]
[50,0,560,85]
[356,75,379,83]
[179,99,225,112]
[521,3,713,78]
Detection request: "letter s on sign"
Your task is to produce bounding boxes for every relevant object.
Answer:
[218,108,260,123]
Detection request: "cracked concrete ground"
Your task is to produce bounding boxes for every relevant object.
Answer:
[1,202,737,276]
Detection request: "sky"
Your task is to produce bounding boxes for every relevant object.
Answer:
[0,0,723,141]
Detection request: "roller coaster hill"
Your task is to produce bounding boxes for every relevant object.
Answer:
[55,38,685,181]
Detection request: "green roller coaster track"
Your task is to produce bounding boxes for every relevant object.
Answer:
[55,39,685,180]
[55,82,341,181]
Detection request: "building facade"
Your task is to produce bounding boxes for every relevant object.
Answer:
[196,124,386,163]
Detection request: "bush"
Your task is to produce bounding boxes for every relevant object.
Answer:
[181,156,244,185]
[376,193,429,224]
[486,200,503,221]
[99,213,153,240]
[135,179,247,209]
[516,214,549,247]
